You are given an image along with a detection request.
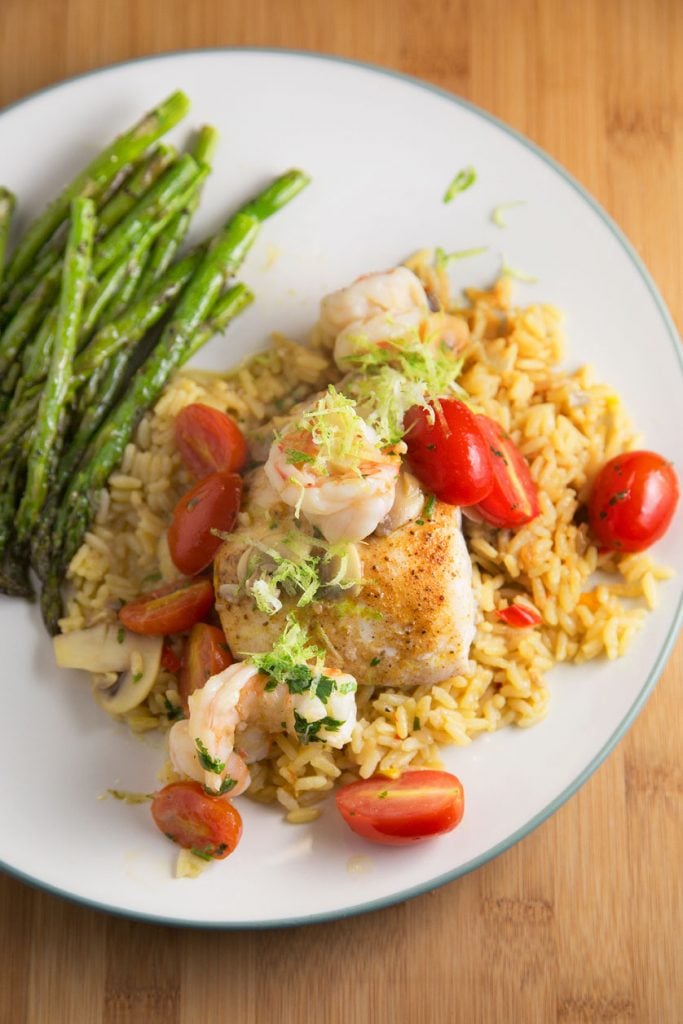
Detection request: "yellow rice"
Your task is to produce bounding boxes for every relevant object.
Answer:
[60,272,672,823]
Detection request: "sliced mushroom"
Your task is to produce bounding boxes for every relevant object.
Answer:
[375,470,424,536]
[317,542,363,600]
[93,637,162,716]
[53,623,162,715]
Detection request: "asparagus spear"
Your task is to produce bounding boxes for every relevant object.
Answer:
[0,259,62,377]
[96,143,177,237]
[0,461,33,598]
[182,282,254,365]
[0,188,16,290]
[72,249,202,382]
[135,126,218,295]
[16,197,96,541]
[2,91,189,291]
[92,154,203,278]
[0,237,63,328]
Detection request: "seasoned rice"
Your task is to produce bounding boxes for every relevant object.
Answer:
[60,270,670,817]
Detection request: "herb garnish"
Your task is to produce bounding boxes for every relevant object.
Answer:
[163,696,184,721]
[195,738,225,774]
[491,200,525,228]
[443,165,476,203]
[435,245,488,271]
[293,711,344,745]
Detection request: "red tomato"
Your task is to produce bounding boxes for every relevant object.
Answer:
[119,577,214,635]
[588,451,679,552]
[179,623,234,711]
[160,641,183,674]
[472,415,540,528]
[168,471,243,576]
[496,603,542,627]
[404,399,494,506]
[335,770,465,846]
[151,781,242,859]
[175,403,248,478]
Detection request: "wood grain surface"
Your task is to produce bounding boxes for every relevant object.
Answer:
[1,1,681,1021]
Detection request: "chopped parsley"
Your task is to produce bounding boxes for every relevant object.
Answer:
[413,717,421,731]
[377,790,389,799]
[205,776,237,796]
[195,738,225,775]
[370,655,382,667]
[248,616,356,707]
[190,847,213,861]
[142,571,162,585]
[106,789,154,804]
[163,696,184,722]
[116,626,125,644]
[131,672,143,684]
[443,165,476,203]
[423,493,436,520]
[293,711,344,745]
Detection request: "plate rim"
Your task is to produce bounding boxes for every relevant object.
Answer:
[1,45,681,930]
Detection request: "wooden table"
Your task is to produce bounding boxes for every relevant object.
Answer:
[1,1,681,1021]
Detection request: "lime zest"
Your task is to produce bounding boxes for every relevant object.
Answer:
[491,200,526,228]
[443,165,476,203]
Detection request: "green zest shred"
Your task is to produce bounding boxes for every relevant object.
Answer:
[501,258,538,284]
[343,325,465,445]
[491,200,525,228]
[443,165,477,203]
[434,245,488,270]
[280,385,371,477]
[243,532,359,616]
[247,615,356,705]
[248,614,323,690]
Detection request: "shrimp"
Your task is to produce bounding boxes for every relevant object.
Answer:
[168,661,358,796]
[168,663,266,796]
[263,390,402,543]
[317,267,429,346]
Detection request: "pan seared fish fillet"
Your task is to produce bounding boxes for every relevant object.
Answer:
[214,481,476,689]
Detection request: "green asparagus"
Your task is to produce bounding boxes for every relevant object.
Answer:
[2,91,189,290]
[135,126,218,295]
[91,155,203,278]
[16,197,96,541]
[0,258,61,377]
[0,188,16,290]
[96,143,177,237]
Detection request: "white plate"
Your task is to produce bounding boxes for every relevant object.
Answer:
[1,50,681,928]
